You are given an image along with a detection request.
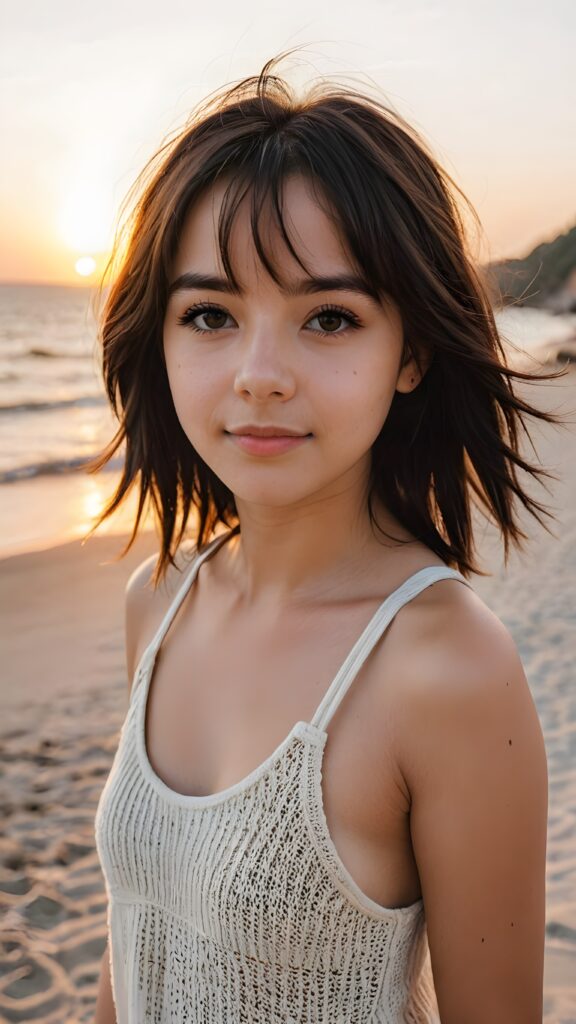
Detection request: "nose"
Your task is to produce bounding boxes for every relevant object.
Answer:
[233,323,296,400]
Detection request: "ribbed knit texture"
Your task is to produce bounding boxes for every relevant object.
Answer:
[95,528,473,1023]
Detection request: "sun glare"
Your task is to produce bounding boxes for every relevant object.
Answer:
[75,256,97,277]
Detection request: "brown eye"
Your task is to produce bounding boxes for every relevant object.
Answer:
[200,309,228,329]
[176,303,232,332]
[316,312,344,332]
[307,304,363,336]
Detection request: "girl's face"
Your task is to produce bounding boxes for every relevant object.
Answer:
[163,174,415,513]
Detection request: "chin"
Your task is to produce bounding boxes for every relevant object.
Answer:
[224,481,316,508]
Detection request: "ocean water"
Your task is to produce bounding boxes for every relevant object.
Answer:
[0,281,575,556]
[0,283,117,484]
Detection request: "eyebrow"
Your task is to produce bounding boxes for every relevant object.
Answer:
[167,271,381,306]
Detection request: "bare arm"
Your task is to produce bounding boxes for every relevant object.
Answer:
[397,595,548,1022]
[93,942,116,1024]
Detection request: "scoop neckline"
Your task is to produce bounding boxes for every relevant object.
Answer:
[136,653,325,810]
[133,655,424,922]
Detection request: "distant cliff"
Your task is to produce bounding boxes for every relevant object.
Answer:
[484,223,576,312]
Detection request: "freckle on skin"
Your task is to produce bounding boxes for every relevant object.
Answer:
[508,739,512,746]
[481,937,485,943]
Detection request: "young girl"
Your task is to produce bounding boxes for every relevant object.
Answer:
[91,51,566,1023]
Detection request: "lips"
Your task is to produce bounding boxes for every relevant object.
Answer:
[226,427,311,438]
[225,432,312,455]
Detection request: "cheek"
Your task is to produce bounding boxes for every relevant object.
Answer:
[165,358,189,420]
[164,345,216,424]
[324,358,396,434]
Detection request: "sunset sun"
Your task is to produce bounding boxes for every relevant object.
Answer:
[75,256,97,277]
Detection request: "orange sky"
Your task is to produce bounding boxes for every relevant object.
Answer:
[2,2,574,287]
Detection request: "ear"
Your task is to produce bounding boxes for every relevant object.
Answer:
[395,341,433,394]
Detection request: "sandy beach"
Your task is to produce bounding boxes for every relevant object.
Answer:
[1,365,575,1022]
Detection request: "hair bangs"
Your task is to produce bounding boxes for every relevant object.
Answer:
[215,149,330,294]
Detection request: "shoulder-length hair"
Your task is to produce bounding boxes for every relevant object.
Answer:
[85,50,570,585]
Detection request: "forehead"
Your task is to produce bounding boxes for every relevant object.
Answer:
[171,174,355,287]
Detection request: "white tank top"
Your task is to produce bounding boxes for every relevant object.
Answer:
[95,527,473,1023]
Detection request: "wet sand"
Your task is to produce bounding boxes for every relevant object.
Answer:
[1,365,575,1022]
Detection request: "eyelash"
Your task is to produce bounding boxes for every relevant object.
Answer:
[175,302,363,337]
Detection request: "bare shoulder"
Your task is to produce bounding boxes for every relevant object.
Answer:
[389,575,545,784]
[124,540,197,691]
[391,575,540,744]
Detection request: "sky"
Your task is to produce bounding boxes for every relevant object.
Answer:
[1,0,574,286]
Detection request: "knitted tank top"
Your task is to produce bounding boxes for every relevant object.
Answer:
[95,527,473,1023]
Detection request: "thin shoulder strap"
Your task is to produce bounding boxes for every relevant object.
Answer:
[134,527,239,681]
[310,566,474,732]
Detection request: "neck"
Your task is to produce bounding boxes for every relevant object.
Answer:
[214,478,411,613]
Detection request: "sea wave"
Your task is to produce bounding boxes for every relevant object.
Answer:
[0,453,123,484]
[0,341,94,360]
[26,346,91,359]
[0,395,107,415]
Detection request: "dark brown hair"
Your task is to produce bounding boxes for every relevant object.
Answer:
[85,49,571,585]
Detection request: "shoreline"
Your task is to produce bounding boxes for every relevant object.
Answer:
[0,338,574,563]
[0,469,156,561]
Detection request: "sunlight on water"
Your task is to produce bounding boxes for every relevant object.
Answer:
[0,471,156,558]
